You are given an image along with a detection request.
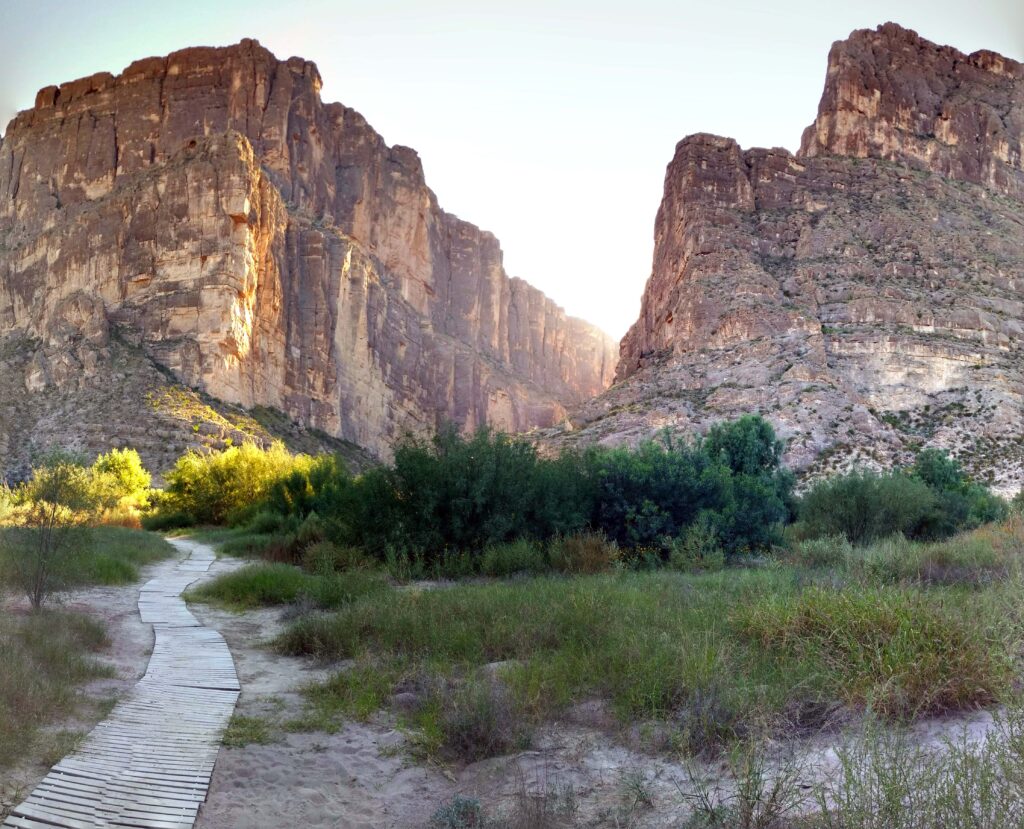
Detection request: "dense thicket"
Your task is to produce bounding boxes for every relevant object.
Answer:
[799,449,1007,545]
[146,417,1008,572]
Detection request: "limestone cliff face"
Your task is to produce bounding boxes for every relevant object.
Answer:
[560,24,1024,492]
[0,40,616,462]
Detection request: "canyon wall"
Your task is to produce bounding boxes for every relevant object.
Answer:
[559,23,1024,491]
[0,40,616,465]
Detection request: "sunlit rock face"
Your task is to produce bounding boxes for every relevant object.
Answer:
[550,23,1024,493]
[0,40,616,461]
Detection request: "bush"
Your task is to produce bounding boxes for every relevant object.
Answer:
[433,678,531,762]
[480,540,548,577]
[799,471,937,545]
[549,531,619,574]
[1,451,99,608]
[669,516,726,572]
[790,535,853,569]
[90,448,151,504]
[159,442,316,526]
[141,507,194,532]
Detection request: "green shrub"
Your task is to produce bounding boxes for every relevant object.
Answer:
[480,540,548,577]
[669,515,726,572]
[549,531,619,574]
[791,535,853,569]
[159,442,316,526]
[799,470,937,545]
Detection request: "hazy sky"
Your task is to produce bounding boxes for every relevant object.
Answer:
[1,1,1021,338]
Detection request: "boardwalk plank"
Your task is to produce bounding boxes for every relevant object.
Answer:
[2,540,238,829]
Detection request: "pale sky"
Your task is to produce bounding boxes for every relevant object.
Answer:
[1,1,1021,338]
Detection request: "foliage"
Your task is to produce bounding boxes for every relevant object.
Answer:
[669,516,726,572]
[90,448,151,504]
[801,450,1007,546]
[160,442,321,526]
[589,421,792,555]
[0,451,98,608]
[799,470,937,545]
[548,531,620,574]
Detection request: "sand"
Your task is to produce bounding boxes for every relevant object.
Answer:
[188,563,1003,828]
[3,544,1005,827]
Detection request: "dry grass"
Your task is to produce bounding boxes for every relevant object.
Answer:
[0,610,112,768]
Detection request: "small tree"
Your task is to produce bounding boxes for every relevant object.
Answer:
[0,452,97,609]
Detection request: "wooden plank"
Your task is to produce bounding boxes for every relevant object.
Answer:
[2,539,239,829]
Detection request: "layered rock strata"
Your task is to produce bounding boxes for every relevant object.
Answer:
[558,23,1024,492]
[0,40,616,465]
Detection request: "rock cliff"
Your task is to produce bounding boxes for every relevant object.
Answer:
[557,24,1024,492]
[0,40,616,470]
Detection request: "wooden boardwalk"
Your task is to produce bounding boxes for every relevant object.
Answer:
[3,539,239,829]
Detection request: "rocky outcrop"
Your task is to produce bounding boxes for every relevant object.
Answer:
[0,40,616,463]
[557,24,1024,492]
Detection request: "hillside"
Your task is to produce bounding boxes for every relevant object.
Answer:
[550,23,1024,493]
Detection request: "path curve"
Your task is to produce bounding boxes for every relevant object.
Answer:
[3,538,239,829]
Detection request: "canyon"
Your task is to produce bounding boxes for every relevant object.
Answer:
[1,23,1022,489]
[0,40,615,474]
[553,23,1024,492]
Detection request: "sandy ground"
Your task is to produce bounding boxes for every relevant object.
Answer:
[0,546,186,809]
[189,564,1002,829]
[2,544,1004,828]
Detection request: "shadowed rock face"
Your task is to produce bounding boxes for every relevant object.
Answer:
[0,40,616,462]
[555,23,1024,493]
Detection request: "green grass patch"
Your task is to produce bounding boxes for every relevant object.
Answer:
[185,563,389,611]
[78,527,176,585]
[0,610,114,768]
[221,714,276,747]
[277,557,1020,759]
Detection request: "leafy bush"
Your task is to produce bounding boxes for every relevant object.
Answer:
[549,531,619,574]
[480,540,548,577]
[589,419,792,556]
[790,535,853,569]
[801,451,1007,546]
[669,516,726,572]
[799,470,937,545]
[159,442,319,526]
[0,451,99,608]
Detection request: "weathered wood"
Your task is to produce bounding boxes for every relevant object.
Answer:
[2,540,238,828]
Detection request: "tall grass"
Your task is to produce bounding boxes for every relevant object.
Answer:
[0,610,113,768]
[185,563,388,611]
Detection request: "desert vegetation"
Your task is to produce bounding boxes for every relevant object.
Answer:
[166,421,1024,767]
[0,448,174,779]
